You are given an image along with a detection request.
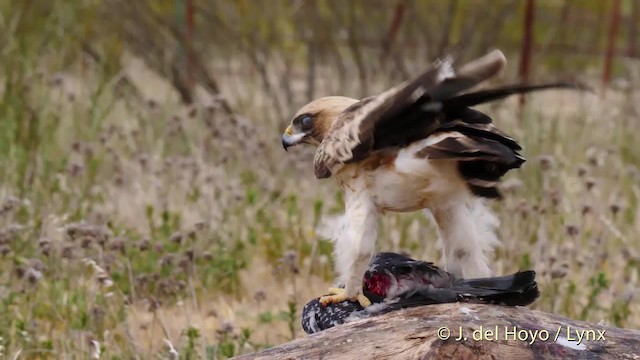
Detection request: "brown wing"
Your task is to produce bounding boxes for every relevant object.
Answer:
[314,50,508,179]
[313,49,585,180]
[415,122,525,199]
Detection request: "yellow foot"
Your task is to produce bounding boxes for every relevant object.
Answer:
[319,287,372,308]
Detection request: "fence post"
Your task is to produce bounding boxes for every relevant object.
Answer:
[185,0,195,93]
[519,0,535,106]
[602,0,620,91]
[629,0,638,58]
[381,0,406,64]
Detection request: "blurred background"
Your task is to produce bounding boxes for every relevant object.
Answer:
[0,0,639,358]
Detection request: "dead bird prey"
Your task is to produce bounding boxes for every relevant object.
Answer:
[282,49,583,308]
[301,252,539,334]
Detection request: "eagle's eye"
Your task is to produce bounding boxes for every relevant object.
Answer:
[301,115,313,129]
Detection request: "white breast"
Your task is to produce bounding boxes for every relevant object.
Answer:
[368,137,468,212]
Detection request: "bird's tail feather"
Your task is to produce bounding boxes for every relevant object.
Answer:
[454,270,535,290]
[442,82,589,108]
[452,270,540,306]
[380,270,540,311]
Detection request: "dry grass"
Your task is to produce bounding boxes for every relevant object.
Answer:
[1,51,639,359]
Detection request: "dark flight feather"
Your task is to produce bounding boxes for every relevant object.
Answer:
[313,50,586,192]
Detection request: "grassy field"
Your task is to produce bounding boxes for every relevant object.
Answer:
[1,44,640,359]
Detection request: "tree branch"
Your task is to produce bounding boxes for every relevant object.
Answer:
[236,303,640,360]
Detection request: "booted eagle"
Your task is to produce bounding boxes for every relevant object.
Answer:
[282,50,582,307]
[302,252,539,334]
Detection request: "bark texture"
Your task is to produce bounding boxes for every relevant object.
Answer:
[235,302,640,360]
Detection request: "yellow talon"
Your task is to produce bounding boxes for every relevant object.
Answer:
[319,287,372,308]
[357,294,372,307]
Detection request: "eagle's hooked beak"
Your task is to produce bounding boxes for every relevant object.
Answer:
[282,125,305,151]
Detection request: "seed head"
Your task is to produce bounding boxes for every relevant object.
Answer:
[109,237,126,255]
[61,246,74,259]
[154,243,164,253]
[178,256,192,272]
[586,147,601,167]
[66,223,110,244]
[194,222,206,231]
[609,202,623,216]
[537,155,554,171]
[254,289,266,303]
[283,250,299,274]
[0,196,21,214]
[148,297,161,312]
[137,238,150,251]
[14,265,26,278]
[66,163,83,177]
[547,188,562,207]
[80,237,93,249]
[216,321,234,335]
[160,254,175,267]
[146,99,158,109]
[550,263,569,279]
[26,268,43,284]
[565,224,580,237]
[38,238,50,248]
[170,232,183,245]
[577,165,588,177]
[49,73,65,86]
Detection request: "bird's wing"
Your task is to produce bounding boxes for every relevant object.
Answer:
[411,112,525,199]
[371,253,444,278]
[313,50,509,179]
[314,50,586,180]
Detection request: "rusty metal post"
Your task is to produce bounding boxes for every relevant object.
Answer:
[629,0,638,58]
[519,0,535,106]
[381,0,406,63]
[185,0,195,92]
[602,0,620,91]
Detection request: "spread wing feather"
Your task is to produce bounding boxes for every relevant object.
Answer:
[314,50,511,178]
[313,49,586,181]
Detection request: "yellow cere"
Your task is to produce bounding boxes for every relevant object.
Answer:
[285,125,293,136]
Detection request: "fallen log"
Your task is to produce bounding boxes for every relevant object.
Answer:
[235,302,640,360]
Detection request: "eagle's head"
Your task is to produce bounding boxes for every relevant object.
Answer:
[282,96,358,151]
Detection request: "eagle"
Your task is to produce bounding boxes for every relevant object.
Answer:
[282,50,582,307]
[302,252,539,334]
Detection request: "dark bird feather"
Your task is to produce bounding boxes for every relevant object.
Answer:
[314,50,587,198]
[301,252,539,334]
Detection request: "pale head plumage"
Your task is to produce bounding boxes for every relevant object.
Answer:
[282,96,358,148]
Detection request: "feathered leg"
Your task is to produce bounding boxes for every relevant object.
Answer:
[430,196,498,278]
[320,176,377,307]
